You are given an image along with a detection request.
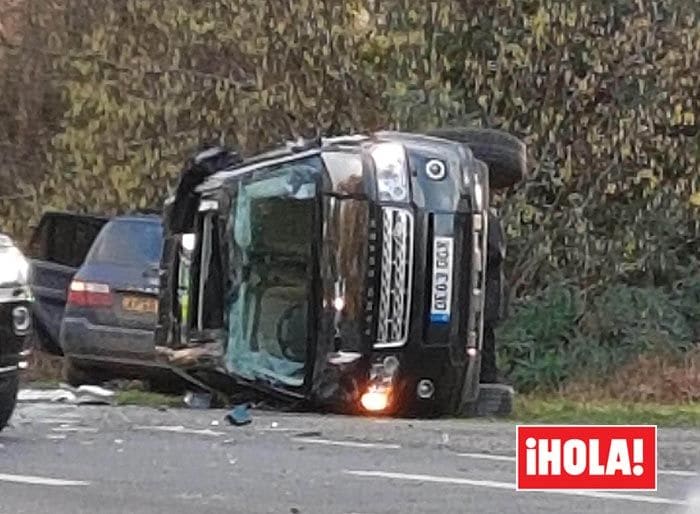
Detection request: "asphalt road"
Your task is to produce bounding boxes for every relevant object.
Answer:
[1,399,700,514]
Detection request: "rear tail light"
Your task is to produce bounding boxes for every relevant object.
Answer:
[67,280,113,307]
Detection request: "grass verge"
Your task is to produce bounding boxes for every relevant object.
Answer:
[514,396,700,427]
[115,390,183,409]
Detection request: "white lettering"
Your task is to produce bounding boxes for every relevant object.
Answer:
[538,439,561,475]
[525,437,537,475]
[562,439,587,476]
[589,440,605,475]
[606,439,632,475]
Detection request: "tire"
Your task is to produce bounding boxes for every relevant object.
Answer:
[462,383,514,418]
[427,127,528,189]
[62,358,100,387]
[0,373,19,432]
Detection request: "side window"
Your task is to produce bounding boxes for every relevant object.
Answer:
[31,216,105,267]
[73,221,103,265]
[47,218,77,267]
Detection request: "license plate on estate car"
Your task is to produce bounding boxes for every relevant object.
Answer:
[430,236,454,324]
[122,296,158,314]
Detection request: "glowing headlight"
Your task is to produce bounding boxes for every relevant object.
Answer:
[371,143,409,202]
[361,385,390,412]
[0,245,29,286]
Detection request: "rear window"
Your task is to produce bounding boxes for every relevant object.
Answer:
[87,219,163,265]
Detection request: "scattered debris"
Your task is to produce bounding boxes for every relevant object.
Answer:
[18,389,75,403]
[226,404,252,426]
[17,385,116,405]
[183,391,212,409]
[155,343,223,367]
[211,420,220,426]
[75,385,116,404]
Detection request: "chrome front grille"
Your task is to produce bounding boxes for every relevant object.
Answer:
[375,207,414,348]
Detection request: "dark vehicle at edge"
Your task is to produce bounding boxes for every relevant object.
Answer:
[156,129,525,417]
[60,215,164,385]
[27,212,107,355]
[0,234,32,431]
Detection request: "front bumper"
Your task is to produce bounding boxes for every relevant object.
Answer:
[60,317,156,362]
[0,295,32,375]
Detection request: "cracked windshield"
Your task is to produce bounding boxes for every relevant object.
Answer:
[0,1,699,513]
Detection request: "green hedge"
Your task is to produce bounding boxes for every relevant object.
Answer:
[498,278,700,392]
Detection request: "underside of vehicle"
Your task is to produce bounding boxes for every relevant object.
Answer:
[155,129,527,416]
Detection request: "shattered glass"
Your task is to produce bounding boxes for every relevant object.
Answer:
[224,161,319,387]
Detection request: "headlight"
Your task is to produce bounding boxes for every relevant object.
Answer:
[371,143,409,202]
[0,245,29,286]
[12,306,31,335]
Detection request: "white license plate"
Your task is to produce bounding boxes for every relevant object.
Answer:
[430,236,454,323]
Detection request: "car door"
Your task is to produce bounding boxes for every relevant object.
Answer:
[26,212,107,354]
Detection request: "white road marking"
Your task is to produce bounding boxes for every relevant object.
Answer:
[52,426,98,433]
[256,427,300,433]
[456,452,699,477]
[292,437,400,449]
[345,470,688,506]
[134,425,224,437]
[0,473,90,487]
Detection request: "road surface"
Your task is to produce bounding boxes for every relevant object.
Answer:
[1,399,699,513]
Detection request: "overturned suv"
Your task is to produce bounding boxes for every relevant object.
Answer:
[0,234,32,431]
[156,128,526,416]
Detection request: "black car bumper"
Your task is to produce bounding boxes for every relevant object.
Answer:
[0,298,32,375]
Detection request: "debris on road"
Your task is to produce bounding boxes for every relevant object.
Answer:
[226,403,252,426]
[17,385,116,405]
[183,391,212,409]
[155,344,222,368]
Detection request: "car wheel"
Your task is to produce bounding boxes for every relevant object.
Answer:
[426,127,528,189]
[0,372,19,431]
[62,358,99,387]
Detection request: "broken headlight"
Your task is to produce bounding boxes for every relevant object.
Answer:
[371,142,409,202]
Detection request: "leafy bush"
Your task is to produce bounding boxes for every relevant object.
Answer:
[499,281,699,392]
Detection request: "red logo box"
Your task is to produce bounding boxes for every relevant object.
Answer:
[516,425,657,491]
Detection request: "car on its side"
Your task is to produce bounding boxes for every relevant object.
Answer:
[59,215,164,385]
[156,128,527,417]
[0,234,32,431]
